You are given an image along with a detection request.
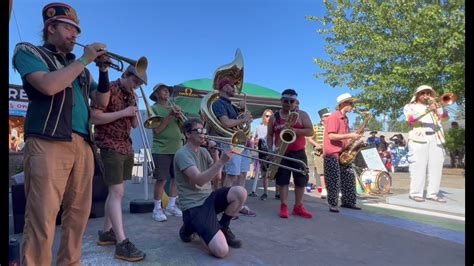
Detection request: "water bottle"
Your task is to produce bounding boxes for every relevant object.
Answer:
[9,238,20,266]
[306,182,312,192]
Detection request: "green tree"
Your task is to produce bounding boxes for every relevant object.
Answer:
[308,1,464,119]
[387,119,410,133]
[444,127,465,154]
[352,115,383,132]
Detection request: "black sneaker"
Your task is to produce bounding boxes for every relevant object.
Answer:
[97,228,116,246]
[179,224,195,243]
[221,227,242,248]
[115,238,146,262]
[260,193,268,201]
[275,193,280,199]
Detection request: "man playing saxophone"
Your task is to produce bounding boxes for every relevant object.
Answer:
[267,89,314,219]
[323,93,363,213]
[149,83,184,222]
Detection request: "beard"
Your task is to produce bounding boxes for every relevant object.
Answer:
[56,40,74,54]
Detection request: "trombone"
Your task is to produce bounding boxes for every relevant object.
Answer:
[135,94,156,176]
[206,131,309,175]
[138,86,162,129]
[73,42,148,75]
[423,92,458,144]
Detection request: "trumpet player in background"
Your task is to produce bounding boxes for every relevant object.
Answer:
[12,3,111,264]
[91,65,147,262]
[306,108,331,199]
[403,85,450,203]
[149,83,184,222]
[267,89,314,219]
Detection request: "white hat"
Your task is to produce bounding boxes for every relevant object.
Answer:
[410,85,435,102]
[336,92,357,106]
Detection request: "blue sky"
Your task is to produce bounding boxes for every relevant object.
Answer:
[9,0,363,128]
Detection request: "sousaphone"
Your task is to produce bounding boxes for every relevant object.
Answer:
[200,49,251,138]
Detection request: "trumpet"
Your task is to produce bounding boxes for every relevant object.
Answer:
[206,130,309,175]
[72,42,148,75]
[168,98,187,124]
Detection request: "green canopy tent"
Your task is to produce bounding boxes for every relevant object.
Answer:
[170,78,282,119]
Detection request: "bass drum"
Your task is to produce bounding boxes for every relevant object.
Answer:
[356,169,392,194]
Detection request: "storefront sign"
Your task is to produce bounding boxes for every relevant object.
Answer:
[9,85,28,116]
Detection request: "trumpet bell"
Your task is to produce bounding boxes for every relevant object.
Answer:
[144,116,162,129]
[440,92,457,106]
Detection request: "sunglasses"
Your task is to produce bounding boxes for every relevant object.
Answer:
[265,114,271,117]
[282,99,296,104]
[189,128,207,134]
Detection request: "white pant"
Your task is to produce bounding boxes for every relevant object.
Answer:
[407,134,445,198]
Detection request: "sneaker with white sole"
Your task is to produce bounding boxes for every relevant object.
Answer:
[164,205,183,217]
[152,208,167,222]
[321,189,328,199]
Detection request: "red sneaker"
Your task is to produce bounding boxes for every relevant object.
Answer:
[279,203,289,218]
[292,204,313,219]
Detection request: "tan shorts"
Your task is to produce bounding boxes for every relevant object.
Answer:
[313,153,325,176]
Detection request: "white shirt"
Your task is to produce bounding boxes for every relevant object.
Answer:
[254,124,268,140]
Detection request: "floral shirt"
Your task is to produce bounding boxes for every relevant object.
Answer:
[93,80,136,155]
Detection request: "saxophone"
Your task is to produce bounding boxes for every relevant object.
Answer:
[339,110,372,165]
[266,111,299,180]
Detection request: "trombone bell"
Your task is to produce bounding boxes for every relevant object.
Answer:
[144,116,162,129]
[134,56,148,76]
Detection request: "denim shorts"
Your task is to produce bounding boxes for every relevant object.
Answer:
[224,148,251,175]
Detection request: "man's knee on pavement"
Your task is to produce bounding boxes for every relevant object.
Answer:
[208,232,229,258]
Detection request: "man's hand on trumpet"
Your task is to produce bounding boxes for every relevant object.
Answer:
[79,42,107,66]
[171,104,183,117]
[94,54,112,72]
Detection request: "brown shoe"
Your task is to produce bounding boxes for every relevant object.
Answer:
[426,196,447,203]
[409,196,425,202]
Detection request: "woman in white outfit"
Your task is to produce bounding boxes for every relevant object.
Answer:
[403,85,449,203]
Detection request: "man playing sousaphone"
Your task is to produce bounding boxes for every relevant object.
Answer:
[149,83,184,222]
[212,77,256,217]
[267,89,314,219]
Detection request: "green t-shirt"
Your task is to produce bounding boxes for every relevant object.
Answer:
[174,145,214,211]
[151,103,183,154]
[14,48,98,135]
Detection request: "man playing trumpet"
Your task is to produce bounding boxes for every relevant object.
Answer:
[12,2,111,264]
[149,83,184,222]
